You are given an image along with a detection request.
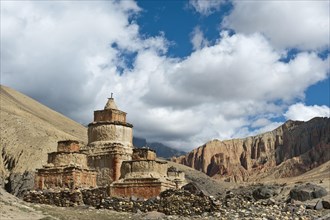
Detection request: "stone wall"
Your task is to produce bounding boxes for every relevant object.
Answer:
[23,187,108,207]
[35,167,97,190]
[88,123,133,147]
[48,152,88,168]
[88,154,114,186]
[85,148,132,185]
[24,187,219,216]
[132,149,156,161]
[110,180,163,199]
[81,187,109,206]
[111,159,178,199]
[120,160,168,179]
[57,140,80,152]
[94,109,126,123]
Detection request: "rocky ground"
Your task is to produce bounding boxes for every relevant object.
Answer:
[4,180,329,220]
[1,161,330,220]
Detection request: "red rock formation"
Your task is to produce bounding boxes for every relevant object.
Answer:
[173,117,330,182]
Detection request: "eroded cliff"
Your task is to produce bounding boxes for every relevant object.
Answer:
[173,117,330,182]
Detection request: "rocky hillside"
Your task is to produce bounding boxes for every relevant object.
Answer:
[173,117,330,182]
[0,85,87,194]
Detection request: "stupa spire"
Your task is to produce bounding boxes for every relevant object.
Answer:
[104,93,118,110]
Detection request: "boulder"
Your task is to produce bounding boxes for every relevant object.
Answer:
[315,200,323,210]
[322,200,330,209]
[5,171,35,198]
[252,185,280,200]
[289,183,327,201]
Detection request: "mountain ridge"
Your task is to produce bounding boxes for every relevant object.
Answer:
[172,117,330,182]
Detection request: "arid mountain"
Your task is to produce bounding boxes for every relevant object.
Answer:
[0,85,87,192]
[173,117,330,182]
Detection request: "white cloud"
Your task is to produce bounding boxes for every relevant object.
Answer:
[249,122,283,137]
[145,32,328,107]
[284,103,330,121]
[223,1,330,50]
[1,1,164,122]
[251,118,272,128]
[190,26,209,50]
[189,0,225,15]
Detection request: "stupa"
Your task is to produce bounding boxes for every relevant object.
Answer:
[81,95,134,186]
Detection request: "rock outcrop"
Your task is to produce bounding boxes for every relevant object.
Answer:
[290,183,328,201]
[173,117,330,182]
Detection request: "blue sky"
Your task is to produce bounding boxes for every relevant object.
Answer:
[137,1,232,57]
[1,0,329,151]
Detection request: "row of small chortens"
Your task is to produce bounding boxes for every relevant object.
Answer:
[34,96,186,199]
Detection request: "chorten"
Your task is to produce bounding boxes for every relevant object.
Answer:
[110,148,186,199]
[82,95,134,186]
[35,140,97,190]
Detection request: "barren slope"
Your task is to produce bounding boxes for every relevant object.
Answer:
[0,85,87,183]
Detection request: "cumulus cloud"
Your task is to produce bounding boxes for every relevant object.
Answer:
[1,1,164,122]
[189,0,225,15]
[223,1,330,50]
[144,32,329,108]
[284,103,330,121]
[251,118,272,128]
[190,26,209,50]
[246,121,284,138]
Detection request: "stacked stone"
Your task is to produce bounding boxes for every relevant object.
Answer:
[81,187,108,206]
[98,189,218,216]
[101,197,143,212]
[23,187,107,207]
[100,196,162,213]
[23,189,83,207]
[158,189,216,216]
[23,183,330,219]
